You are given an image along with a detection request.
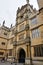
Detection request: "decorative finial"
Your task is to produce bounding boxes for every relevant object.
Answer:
[3,20,5,26]
[26,0,29,4]
[17,7,20,14]
[11,24,12,28]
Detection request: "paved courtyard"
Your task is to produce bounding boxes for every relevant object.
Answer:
[0,61,24,65]
[0,61,43,65]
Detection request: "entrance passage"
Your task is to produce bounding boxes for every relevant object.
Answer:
[19,49,25,63]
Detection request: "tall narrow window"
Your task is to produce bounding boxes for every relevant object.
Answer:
[32,28,40,39]
[34,45,43,57]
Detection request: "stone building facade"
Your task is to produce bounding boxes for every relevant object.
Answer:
[0,0,43,64]
[0,23,14,59]
[37,0,43,9]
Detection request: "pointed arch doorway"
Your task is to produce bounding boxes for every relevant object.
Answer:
[18,48,26,63]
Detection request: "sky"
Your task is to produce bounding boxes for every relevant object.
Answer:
[0,0,39,28]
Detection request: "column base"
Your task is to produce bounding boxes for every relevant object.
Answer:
[25,58,30,64]
[25,57,33,65]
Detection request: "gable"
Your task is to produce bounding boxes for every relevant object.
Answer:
[16,4,37,20]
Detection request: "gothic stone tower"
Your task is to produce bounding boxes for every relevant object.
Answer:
[37,0,43,9]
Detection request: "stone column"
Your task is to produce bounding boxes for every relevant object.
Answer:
[25,44,30,64]
[31,47,34,58]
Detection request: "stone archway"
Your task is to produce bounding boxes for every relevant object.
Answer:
[18,48,26,63]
